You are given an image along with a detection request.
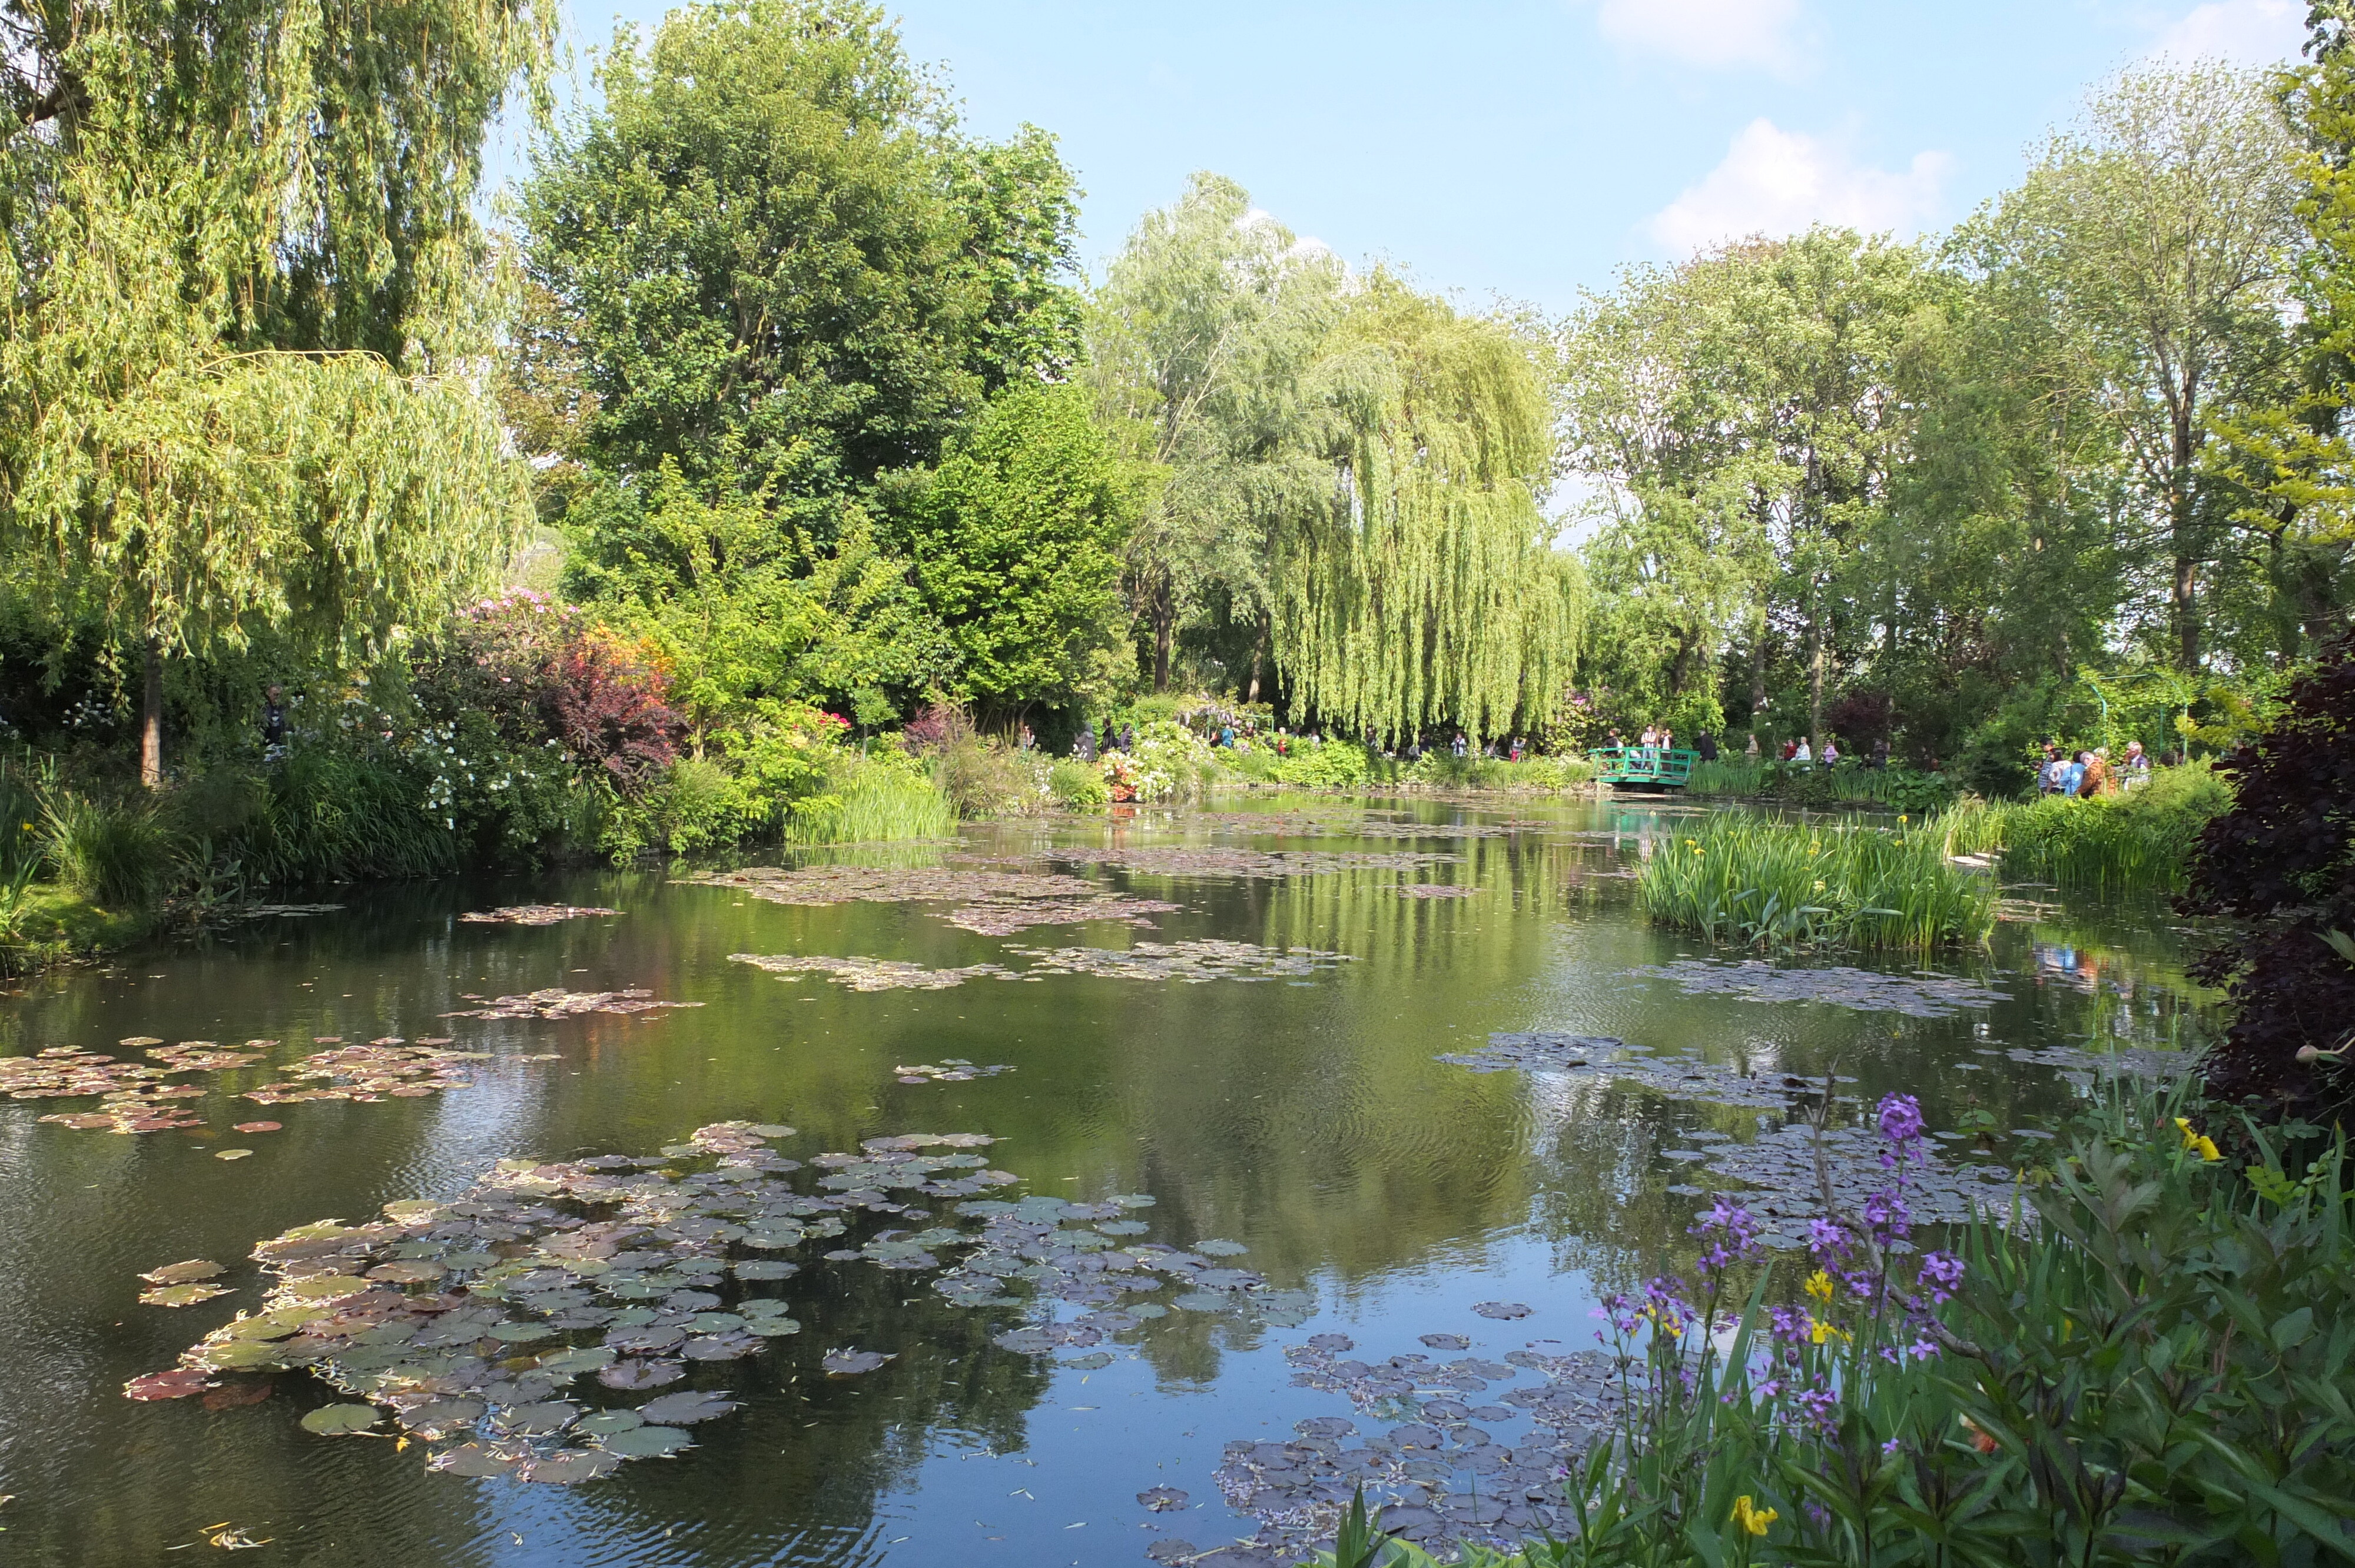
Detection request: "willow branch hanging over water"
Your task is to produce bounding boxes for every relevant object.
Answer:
[1273,274,1586,743]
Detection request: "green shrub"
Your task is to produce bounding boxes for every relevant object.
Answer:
[1272,740,1372,788]
[1222,743,1283,782]
[1638,813,1994,952]
[39,787,178,906]
[1047,756,1110,806]
[928,733,1034,818]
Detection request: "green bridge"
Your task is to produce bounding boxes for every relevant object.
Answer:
[1587,746,1697,788]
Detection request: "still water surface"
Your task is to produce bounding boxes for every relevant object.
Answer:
[0,794,2208,1566]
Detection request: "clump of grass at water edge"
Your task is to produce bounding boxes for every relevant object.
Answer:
[1939,760,2232,892]
[786,754,955,844]
[1638,813,1992,953]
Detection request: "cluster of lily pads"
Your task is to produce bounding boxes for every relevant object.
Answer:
[237,1039,489,1107]
[1439,1032,1828,1112]
[1038,846,1462,881]
[1006,941,1354,985]
[1395,884,1482,900]
[457,905,621,926]
[440,988,704,1021]
[679,864,1183,936]
[1628,959,2007,1018]
[10,1039,258,1132]
[731,940,1352,993]
[1182,1329,1626,1563]
[1992,1040,2198,1087]
[893,1060,1013,1084]
[731,953,1017,992]
[1655,1123,2015,1245]
[125,1118,1307,1488]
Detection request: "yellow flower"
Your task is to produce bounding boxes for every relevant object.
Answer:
[1898,814,1908,825]
[1803,1270,1835,1304]
[1809,1316,1850,1346]
[1732,1495,1779,1536]
[2174,1117,2223,1162]
[1812,878,1826,893]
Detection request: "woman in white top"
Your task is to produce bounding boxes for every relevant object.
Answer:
[1793,737,1813,765]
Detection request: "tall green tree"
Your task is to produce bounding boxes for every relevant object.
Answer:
[1565,230,1932,744]
[519,0,1085,726]
[1964,62,2304,673]
[1086,172,1345,694]
[521,0,1082,510]
[896,383,1133,711]
[0,0,552,782]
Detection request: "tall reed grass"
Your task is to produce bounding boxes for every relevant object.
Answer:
[1638,813,1994,952]
[787,757,955,844]
[39,787,178,906]
[1939,762,2231,892]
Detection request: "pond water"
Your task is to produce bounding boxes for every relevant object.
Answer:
[0,794,2211,1567]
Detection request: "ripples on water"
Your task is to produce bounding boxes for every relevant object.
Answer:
[0,795,2213,1565]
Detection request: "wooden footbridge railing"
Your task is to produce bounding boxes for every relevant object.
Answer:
[1587,746,1697,788]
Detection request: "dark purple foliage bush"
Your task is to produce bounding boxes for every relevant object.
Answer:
[2182,621,2355,1118]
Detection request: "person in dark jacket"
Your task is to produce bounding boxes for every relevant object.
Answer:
[1694,730,1717,762]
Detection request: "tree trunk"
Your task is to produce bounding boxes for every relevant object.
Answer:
[1152,594,1172,694]
[1243,612,1268,706]
[2170,406,2201,672]
[1749,627,1767,726]
[140,635,164,789]
[1807,591,1825,747]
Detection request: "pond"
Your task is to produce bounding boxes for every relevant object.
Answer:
[0,794,2211,1566]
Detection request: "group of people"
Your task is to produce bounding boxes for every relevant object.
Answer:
[1066,722,1137,763]
[2037,739,2153,797]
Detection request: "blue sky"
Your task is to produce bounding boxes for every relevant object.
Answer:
[540,0,2307,314]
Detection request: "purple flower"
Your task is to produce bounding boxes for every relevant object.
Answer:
[1919,1250,1965,1304]
[1806,1217,1851,1262]
[1877,1093,1925,1146]
[1691,1200,1763,1280]
[1793,1385,1840,1433]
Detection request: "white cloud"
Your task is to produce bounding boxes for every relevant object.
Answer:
[2150,0,2305,65]
[1644,119,1952,253]
[1591,0,1809,74]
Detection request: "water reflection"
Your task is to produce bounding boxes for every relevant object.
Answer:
[0,795,2215,1565]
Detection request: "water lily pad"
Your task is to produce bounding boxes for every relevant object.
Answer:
[520,1449,621,1484]
[1419,1333,1471,1350]
[124,1368,213,1401]
[430,1441,520,1477]
[598,1358,685,1390]
[1471,1301,1530,1320]
[498,1401,578,1435]
[140,1258,226,1285]
[140,1282,234,1307]
[215,1149,256,1161]
[200,1380,274,1411]
[820,1348,893,1376]
[638,1391,739,1425]
[1063,1351,1114,1370]
[599,1424,694,1459]
[1194,1239,1249,1257]
[742,1315,803,1337]
[576,1409,644,1436]
[487,1321,552,1343]
[300,1402,383,1436]
[729,1260,797,1281]
[1138,1485,1190,1511]
[536,1347,616,1378]
[280,1274,370,1300]
[232,1122,281,1134]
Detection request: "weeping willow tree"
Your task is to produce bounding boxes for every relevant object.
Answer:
[0,0,554,781]
[1273,275,1586,743]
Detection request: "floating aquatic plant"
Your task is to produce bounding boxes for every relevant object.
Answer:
[678,864,1182,935]
[1630,958,2007,1018]
[440,988,704,1021]
[892,1060,1013,1084]
[1439,1032,1826,1112]
[1006,940,1353,984]
[457,905,622,926]
[730,953,1015,992]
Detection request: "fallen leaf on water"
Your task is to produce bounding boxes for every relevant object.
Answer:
[231,1122,281,1134]
[208,1527,272,1549]
[215,1150,254,1161]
